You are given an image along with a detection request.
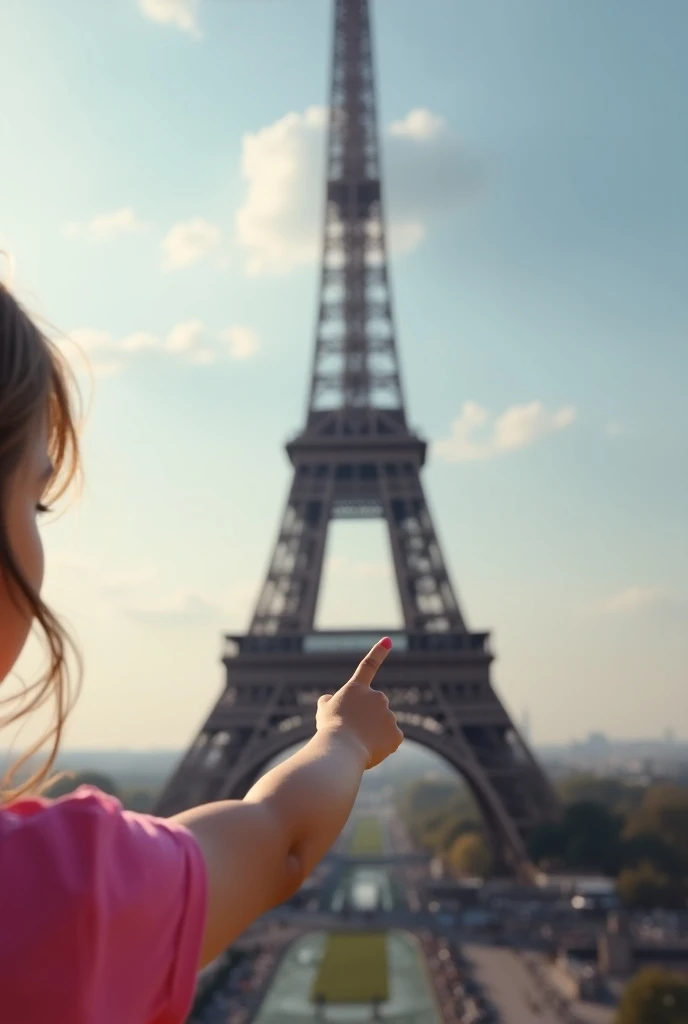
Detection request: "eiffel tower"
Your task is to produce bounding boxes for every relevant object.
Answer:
[155,0,559,874]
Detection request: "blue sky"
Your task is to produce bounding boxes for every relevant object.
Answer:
[1,0,686,751]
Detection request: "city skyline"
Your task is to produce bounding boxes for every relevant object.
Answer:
[1,0,687,750]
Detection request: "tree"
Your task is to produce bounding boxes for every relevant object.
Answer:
[527,821,569,867]
[617,862,684,910]
[625,786,688,870]
[562,801,623,873]
[398,779,459,819]
[621,833,682,877]
[528,800,626,875]
[558,774,643,815]
[397,778,480,857]
[615,968,688,1024]
[433,814,481,853]
[447,832,492,878]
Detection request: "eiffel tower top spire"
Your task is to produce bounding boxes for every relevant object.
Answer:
[306,0,407,430]
[246,0,463,637]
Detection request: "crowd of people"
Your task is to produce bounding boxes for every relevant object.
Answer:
[190,927,299,1024]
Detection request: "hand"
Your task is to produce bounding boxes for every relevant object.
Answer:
[316,638,404,769]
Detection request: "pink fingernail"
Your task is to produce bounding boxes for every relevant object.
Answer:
[381,637,393,650]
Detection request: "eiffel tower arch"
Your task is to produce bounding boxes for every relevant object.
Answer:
[155,0,560,876]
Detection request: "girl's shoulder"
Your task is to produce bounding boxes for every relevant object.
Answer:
[2,782,117,823]
[0,785,207,1023]
[1,784,118,866]
[1,783,207,907]
[2,784,188,884]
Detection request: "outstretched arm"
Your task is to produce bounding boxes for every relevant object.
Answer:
[172,638,402,967]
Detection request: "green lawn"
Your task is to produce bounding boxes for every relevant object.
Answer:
[311,933,389,1004]
[349,817,384,855]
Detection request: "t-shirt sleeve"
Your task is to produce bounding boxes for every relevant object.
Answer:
[0,785,207,1024]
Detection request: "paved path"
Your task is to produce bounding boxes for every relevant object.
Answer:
[521,954,615,1024]
[465,946,615,1024]
[465,945,572,1024]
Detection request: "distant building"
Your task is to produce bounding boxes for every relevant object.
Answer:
[556,911,688,986]
[578,732,611,757]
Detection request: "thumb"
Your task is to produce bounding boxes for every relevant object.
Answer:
[317,693,333,707]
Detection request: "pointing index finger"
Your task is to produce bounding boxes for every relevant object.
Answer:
[350,637,393,687]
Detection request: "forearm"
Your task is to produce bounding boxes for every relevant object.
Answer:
[244,726,367,880]
[172,643,398,964]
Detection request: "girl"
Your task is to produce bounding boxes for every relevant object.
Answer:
[0,281,403,1023]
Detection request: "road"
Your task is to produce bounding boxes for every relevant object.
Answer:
[523,953,615,1024]
[464,946,615,1024]
[466,945,573,1024]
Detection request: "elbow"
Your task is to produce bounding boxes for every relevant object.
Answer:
[258,800,309,907]
[272,850,307,907]
[257,800,311,908]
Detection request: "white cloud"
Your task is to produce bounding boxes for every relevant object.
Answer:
[63,328,126,376]
[166,319,205,352]
[139,0,199,35]
[222,326,259,360]
[594,586,675,617]
[48,556,222,627]
[123,591,220,626]
[50,552,102,575]
[389,109,445,141]
[434,400,577,462]
[46,555,158,619]
[68,328,113,353]
[160,218,222,271]
[235,105,481,276]
[60,321,259,376]
[122,580,265,630]
[99,567,158,599]
[66,207,149,241]
[387,221,426,255]
[92,361,125,379]
[65,327,161,376]
[236,107,327,275]
[121,331,160,353]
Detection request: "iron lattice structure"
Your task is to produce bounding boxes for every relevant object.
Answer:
[155,0,559,874]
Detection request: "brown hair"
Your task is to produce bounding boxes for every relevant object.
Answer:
[0,282,81,802]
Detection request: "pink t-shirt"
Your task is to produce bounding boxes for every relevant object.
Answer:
[0,785,207,1023]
